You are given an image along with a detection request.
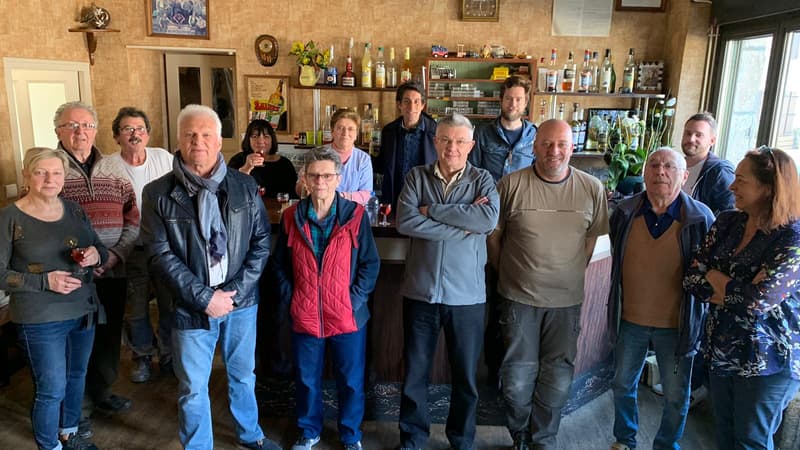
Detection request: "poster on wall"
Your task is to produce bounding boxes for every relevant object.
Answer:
[147,0,209,39]
[246,75,289,134]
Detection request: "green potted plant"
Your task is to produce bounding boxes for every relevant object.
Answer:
[605,96,677,194]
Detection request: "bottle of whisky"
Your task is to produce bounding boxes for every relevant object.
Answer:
[546,49,559,92]
[561,51,576,92]
[387,47,398,88]
[361,43,373,88]
[374,46,386,88]
[342,38,356,87]
[400,47,413,84]
[578,50,592,93]
[620,48,636,94]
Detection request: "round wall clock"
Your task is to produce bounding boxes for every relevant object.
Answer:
[255,34,279,67]
[461,0,500,22]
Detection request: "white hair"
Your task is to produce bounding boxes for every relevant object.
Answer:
[176,104,222,138]
[648,146,687,171]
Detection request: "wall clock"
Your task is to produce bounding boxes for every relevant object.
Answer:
[255,34,279,67]
[462,0,500,22]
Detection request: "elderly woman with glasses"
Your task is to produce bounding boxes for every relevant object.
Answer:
[273,147,379,450]
[0,147,107,450]
[684,146,800,450]
[229,119,298,199]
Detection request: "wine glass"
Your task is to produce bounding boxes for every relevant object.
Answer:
[378,203,392,227]
[66,236,88,282]
[276,192,290,204]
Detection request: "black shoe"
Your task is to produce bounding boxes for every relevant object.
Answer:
[77,417,93,439]
[239,437,282,450]
[61,432,99,450]
[95,393,132,414]
[130,356,152,383]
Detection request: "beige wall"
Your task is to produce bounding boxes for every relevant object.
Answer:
[0,0,710,202]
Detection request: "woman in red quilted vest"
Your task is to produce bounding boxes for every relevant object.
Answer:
[273,147,380,450]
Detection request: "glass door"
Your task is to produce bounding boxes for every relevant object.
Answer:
[769,30,800,166]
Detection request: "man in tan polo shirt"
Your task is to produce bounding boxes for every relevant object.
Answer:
[607,147,714,450]
[487,119,608,450]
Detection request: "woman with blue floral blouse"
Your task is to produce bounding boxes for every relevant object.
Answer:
[684,147,800,450]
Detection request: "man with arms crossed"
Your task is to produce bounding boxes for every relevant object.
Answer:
[488,119,608,450]
[141,105,279,450]
[396,113,499,450]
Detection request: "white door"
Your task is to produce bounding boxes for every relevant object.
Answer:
[4,58,91,192]
[164,53,237,160]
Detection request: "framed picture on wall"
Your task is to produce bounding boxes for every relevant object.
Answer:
[147,0,209,39]
[637,61,664,92]
[615,0,667,12]
[246,75,290,134]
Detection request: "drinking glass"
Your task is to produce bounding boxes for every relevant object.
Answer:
[378,203,392,227]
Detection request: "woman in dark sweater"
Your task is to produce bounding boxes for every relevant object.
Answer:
[228,119,298,199]
[0,147,107,450]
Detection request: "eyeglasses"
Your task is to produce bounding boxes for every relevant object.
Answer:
[305,172,339,181]
[646,161,683,172]
[57,122,97,131]
[120,126,148,135]
[437,137,472,147]
[758,145,777,167]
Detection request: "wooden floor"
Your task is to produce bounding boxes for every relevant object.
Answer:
[0,347,715,450]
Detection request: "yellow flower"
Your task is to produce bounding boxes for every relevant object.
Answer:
[288,39,328,69]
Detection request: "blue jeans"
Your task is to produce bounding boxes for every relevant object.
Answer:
[292,326,367,445]
[18,316,95,450]
[499,298,581,449]
[172,305,263,450]
[399,299,485,450]
[710,368,800,450]
[612,320,693,450]
[124,247,172,363]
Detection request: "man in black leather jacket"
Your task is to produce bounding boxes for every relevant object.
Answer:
[140,105,279,450]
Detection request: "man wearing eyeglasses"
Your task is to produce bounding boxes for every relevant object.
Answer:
[396,113,499,450]
[606,147,714,450]
[53,101,139,436]
[487,119,608,450]
[108,107,174,384]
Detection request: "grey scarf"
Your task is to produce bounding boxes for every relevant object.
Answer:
[173,152,228,264]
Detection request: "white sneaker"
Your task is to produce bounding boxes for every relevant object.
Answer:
[291,436,320,450]
[610,443,631,450]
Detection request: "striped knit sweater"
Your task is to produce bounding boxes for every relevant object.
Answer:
[58,144,140,278]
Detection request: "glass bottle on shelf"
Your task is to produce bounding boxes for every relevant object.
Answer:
[620,48,636,94]
[536,99,548,126]
[561,51,576,92]
[387,47,398,88]
[590,51,600,93]
[597,114,610,152]
[342,38,356,87]
[537,56,548,92]
[322,105,333,144]
[600,49,613,94]
[546,48,559,92]
[370,107,381,156]
[400,47,413,84]
[361,42,373,88]
[557,102,565,121]
[578,107,587,151]
[361,103,374,146]
[374,46,386,88]
[325,45,338,86]
[570,103,582,151]
[578,49,592,93]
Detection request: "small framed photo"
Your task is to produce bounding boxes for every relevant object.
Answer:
[147,0,209,39]
[246,75,290,134]
[637,61,664,93]
[615,0,667,12]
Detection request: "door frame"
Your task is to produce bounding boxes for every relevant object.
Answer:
[3,58,92,187]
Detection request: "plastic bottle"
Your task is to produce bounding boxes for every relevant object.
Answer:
[366,192,380,226]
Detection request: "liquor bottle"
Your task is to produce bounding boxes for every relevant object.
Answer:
[589,51,600,93]
[537,56,548,92]
[387,47,398,88]
[610,56,617,94]
[578,49,592,93]
[600,49,613,94]
[325,45,338,86]
[370,107,381,156]
[557,102,565,121]
[361,43,373,88]
[374,46,386,88]
[578,107,587,151]
[361,104,374,146]
[342,38,356,87]
[561,51,576,92]
[400,47,413,84]
[545,48,559,92]
[597,114,610,152]
[571,103,582,152]
[536,99,548,126]
[621,48,636,94]
[322,105,333,144]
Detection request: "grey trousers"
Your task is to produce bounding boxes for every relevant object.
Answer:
[498,297,582,450]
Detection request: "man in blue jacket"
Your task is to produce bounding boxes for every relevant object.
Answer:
[607,147,714,450]
[396,114,499,450]
[141,105,279,450]
[681,112,735,215]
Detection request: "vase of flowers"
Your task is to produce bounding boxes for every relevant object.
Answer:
[289,40,330,87]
